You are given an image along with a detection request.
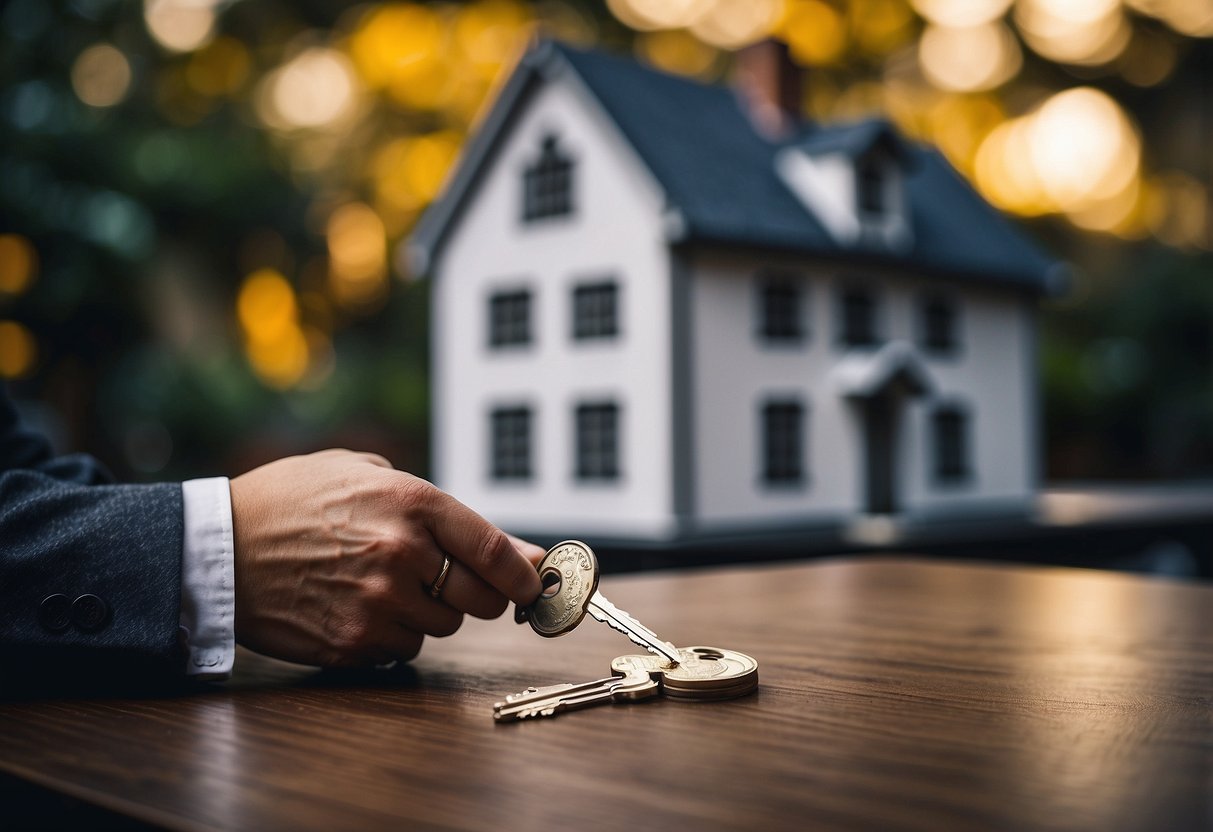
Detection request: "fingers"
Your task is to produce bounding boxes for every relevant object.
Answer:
[507,533,547,568]
[406,480,542,605]
[431,558,510,620]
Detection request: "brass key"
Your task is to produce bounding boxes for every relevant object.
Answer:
[515,540,682,665]
[492,671,660,722]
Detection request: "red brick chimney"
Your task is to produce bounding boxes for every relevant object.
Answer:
[733,39,803,140]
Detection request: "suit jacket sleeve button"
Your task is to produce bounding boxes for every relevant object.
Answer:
[38,594,72,633]
[72,594,110,632]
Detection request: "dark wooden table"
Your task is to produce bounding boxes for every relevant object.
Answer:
[2,557,1211,831]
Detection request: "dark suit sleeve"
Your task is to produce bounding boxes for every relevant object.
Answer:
[0,387,185,683]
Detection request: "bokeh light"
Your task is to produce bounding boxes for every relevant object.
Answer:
[71,43,133,108]
[327,202,388,308]
[910,0,1013,27]
[144,0,218,54]
[779,0,848,66]
[0,320,37,379]
[0,235,38,295]
[918,22,1022,91]
[1015,0,1131,65]
[636,29,721,76]
[237,268,310,389]
[259,47,360,131]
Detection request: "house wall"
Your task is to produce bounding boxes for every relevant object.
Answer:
[688,253,1036,528]
[432,75,676,539]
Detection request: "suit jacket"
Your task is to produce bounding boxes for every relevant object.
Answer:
[0,384,184,685]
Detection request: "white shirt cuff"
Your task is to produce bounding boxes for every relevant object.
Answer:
[180,477,236,679]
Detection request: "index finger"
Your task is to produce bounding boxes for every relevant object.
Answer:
[419,485,541,605]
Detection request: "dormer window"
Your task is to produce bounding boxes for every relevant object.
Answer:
[857,155,885,217]
[523,134,573,222]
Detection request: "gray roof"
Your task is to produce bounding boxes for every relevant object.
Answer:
[410,40,1061,293]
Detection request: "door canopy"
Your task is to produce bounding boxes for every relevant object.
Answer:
[831,340,934,400]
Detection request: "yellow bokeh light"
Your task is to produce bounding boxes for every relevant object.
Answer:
[918,22,1022,92]
[635,29,721,77]
[926,94,1005,174]
[975,117,1052,215]
[144,0,217,54]
[0,235,38,296]
[691,0,784,49]
[0,320,37,380]
[246,326,310,389]
[370,137,423,214]
[402,131,463,202]
[71,43,133,108]
[453,0,533,83]
[349,3,454,111]
[1145,172,1211,250]
[910,0,1012,27]
[1117,29,1178,87]
[261,48,359,131]
[186,36,251,97]
[1015,0,1131,65]
[606,0,706,32]
[237,268,298,344]
[849,0,916,56]
[1028,87,1139,208]
[780,0,847,66]
[327,202,388,307]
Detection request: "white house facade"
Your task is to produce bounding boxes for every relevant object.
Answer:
[410,40,1060,545]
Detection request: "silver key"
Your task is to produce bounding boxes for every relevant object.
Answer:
[492,671,659,722]
[515,540,682,665]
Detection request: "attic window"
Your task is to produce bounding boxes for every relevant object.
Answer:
[523,135,574,222]
[857,156,884,217]
[758,276,804,342]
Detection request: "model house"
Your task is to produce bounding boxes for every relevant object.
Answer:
[408,40,1061,545]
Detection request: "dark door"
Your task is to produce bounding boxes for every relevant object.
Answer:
[863,396,897,514]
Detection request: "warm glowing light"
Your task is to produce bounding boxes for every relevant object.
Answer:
[71,43,133,107]
[1028,87,1139,208]
[1118,29,1178,87]
[144,0,217,54]
[327,202,388,307]
[691,0,783,49]
[849,0,916,56]
[780,0,847,66]
[453,0,533,82]
[1014,0,1131,65]
[975,117,1051,215]
[0,235,38,295]
[911,0,1012,27]
[926,94,1005,174]
[1146,172,1211,250]
[261,48,358,131]
[1066,175,1145,236]
[185,36,251,97]
[349,3,453,111]
[606,0,705,31]
[236,269,311,389]
[0,320,37,379]
[918,22,1021,91]
[635,29,720,77]
[402,131,463,202]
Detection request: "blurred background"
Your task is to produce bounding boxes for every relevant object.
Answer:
[1,0,1210,486]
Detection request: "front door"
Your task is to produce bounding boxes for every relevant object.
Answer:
[862,394,898,515]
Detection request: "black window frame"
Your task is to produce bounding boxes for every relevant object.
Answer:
[920,295,959,356]
[931,404,971,485]
[857,155,885,217]
[837,285,880,348]
[761,399,805,486]
[488,288,532,348]
[757,274,805,343]
[572,281,619,341]
[522,134,574,223]
[575,401,620,481]
[490,406,533,481]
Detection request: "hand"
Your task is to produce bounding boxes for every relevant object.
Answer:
[228,449,544,667]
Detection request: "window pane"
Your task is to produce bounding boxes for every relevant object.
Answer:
[573,282,618,340]
[933,407,968,482]
[576,403,619,480]
[491,407,531,480]
[489,290,531,347]
[840,288,878,347]
[922,297,957,353]
[763,402,803,483]
[523,135,574,222]
[760,280,802,341]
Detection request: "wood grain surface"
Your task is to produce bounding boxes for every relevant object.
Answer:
[1,557,1211,832]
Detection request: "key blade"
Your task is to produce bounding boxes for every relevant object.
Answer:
[586,593,682,666]
[492,673,657,722]
[493,676,615,711]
